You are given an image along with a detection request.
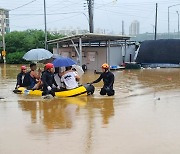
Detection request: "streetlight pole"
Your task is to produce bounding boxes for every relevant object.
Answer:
[43,0,47,49]
[176,11,179,38]
[154,3,158,40]
[168,6,170,37]
[168,4,180,38]
[151,24,155,33]
[82,12,90,32]
[1,9,6,63]
[82,12,89,23]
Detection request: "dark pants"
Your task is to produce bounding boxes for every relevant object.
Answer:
[100,87,115,96]
[42,87,55,97]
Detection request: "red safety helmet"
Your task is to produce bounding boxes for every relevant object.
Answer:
[45,63,54,69]
[21,65,26,70]
[101,63,109,69]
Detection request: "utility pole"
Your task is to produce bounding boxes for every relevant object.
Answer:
[168,4,180,38]
[154,3,158,40]
[151,24,155,33]
[168,6,170,37]
[43,0,47,49]
[1,9,6,63]
[87,0,94,33]
[176,11,180,38]
[122,20,124,35]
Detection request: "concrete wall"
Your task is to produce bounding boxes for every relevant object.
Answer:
[108,45,136,66]
[53,47,107,71]
[109,47,123,66]
[123,45,136,62]
[53,45,136,71]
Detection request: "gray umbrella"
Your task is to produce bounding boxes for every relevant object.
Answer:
[23,48,53,62]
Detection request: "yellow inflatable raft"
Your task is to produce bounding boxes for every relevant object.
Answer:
[14,84,95,97]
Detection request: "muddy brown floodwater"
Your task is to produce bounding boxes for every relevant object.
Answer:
[1,64,180,154]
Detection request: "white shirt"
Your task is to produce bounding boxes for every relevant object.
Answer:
[22,75,25,82]
[61,71,78,89]
[54,73,62,87]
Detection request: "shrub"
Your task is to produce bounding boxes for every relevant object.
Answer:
[6,51,28,64]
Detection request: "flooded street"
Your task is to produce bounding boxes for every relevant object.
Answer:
[1,64,180,154]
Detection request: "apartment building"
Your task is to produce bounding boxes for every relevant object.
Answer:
[0,8,10,35]
[129,20,140,36]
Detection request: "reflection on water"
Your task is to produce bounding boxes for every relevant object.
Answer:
[2,65,180,153]
[0,64,19,79]
[18,98,86,130]
[18,97,114,131]
[89,98,114,125]
[2,64,6,79]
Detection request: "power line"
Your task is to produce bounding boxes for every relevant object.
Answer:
[100,0,114,33]
[10,0,37,11]
[46,1,83,14]
[10,11,84,16]
[46,0,71,9]
[95,8,152,19]
[10,12,86,30]
[7,0,84,28]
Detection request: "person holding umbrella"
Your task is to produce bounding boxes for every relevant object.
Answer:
[90,63,115,96]
[42,63,59,97]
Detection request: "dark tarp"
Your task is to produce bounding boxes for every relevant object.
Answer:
[136,39,180,64]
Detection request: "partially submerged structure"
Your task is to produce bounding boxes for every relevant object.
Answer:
[47,33,136,71]
[136,39,180,68]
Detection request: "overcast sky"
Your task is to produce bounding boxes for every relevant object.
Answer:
[1,0,180,34]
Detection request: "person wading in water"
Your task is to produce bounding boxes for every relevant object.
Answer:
[90,63,115,96]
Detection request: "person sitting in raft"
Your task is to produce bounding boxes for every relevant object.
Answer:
[90,63,115,96]
[42,63,60,96]
[61,66,80,90]
[54,67,62,87]
[41,65,47,76]
[15,65,27,89]
[23,63,41,90]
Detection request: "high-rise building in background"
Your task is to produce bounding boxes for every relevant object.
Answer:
[129,20,140,36]
[0,8,10,35]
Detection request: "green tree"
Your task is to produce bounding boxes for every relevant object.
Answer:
[0,29,64,63]
[6,51,27,64]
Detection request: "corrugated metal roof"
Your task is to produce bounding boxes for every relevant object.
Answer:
[47,33,131,45]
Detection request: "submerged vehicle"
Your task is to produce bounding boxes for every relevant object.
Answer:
[14,84,95,97]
